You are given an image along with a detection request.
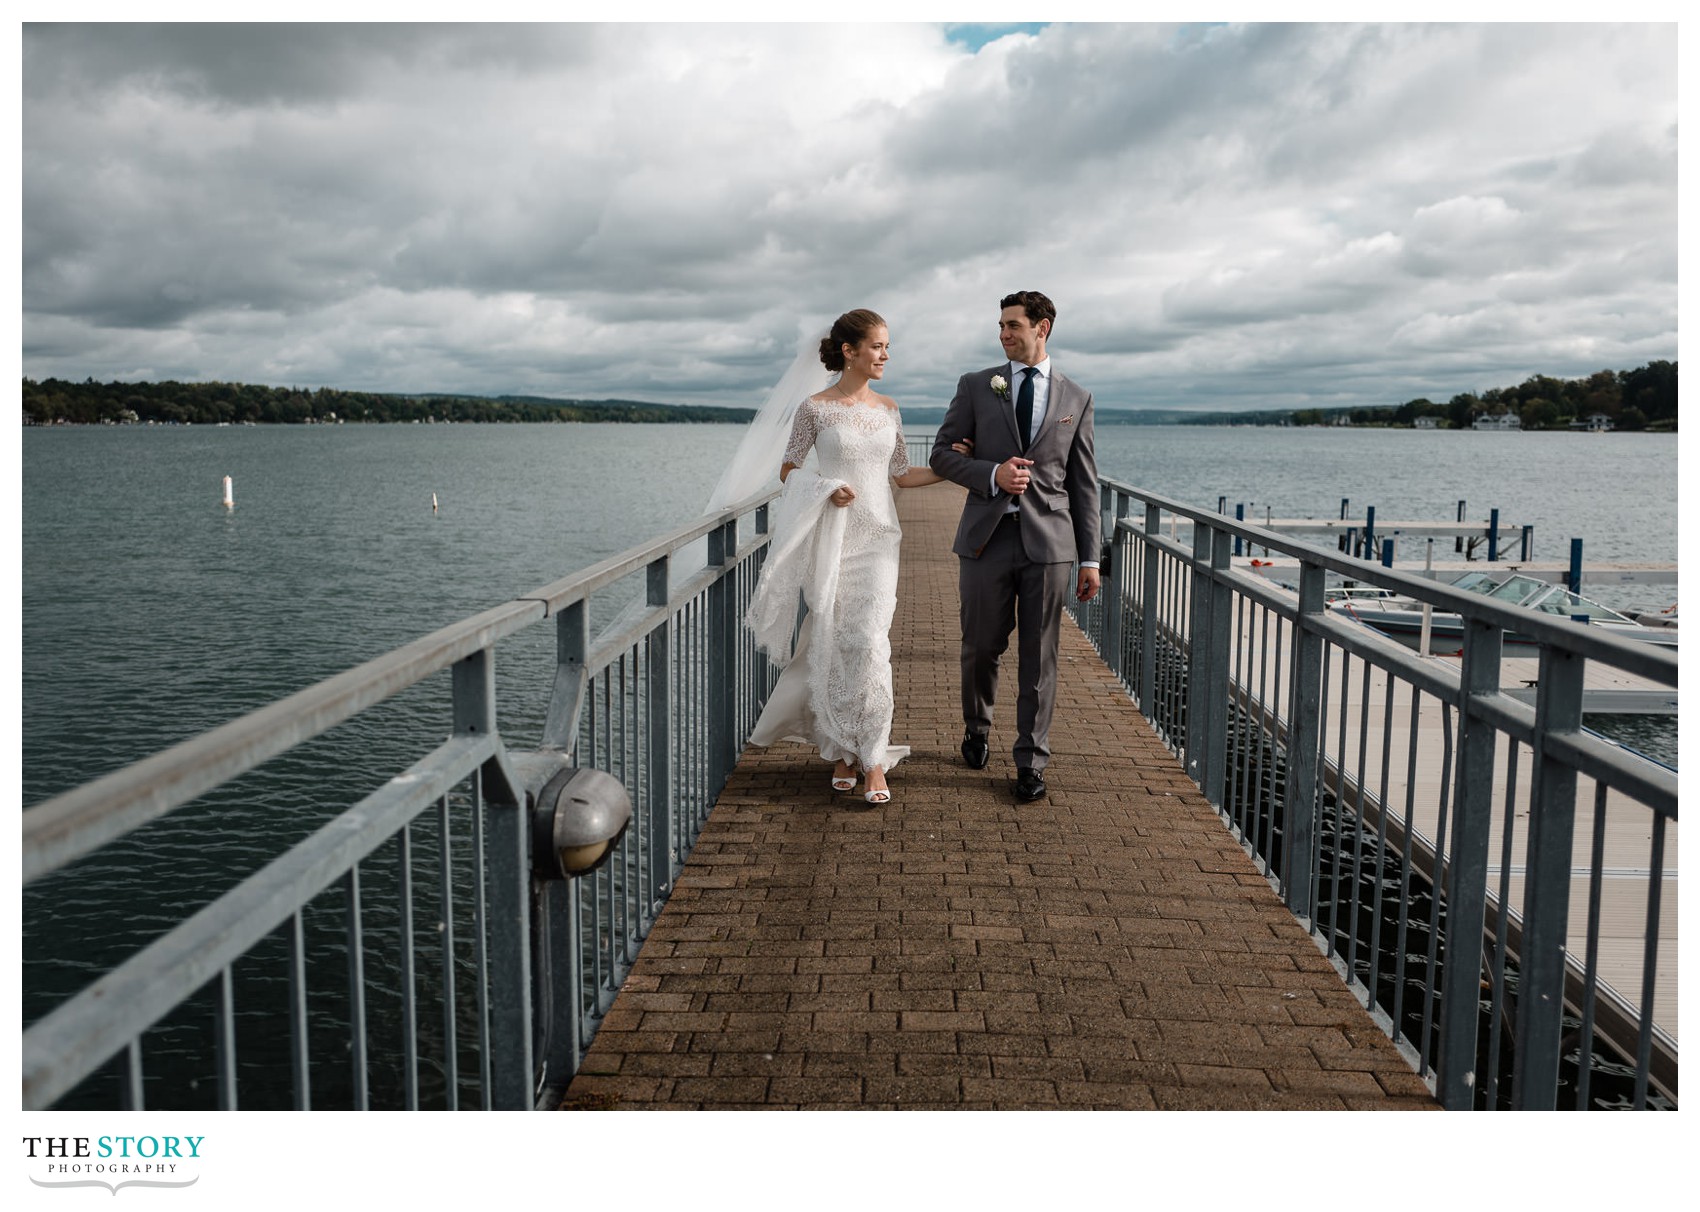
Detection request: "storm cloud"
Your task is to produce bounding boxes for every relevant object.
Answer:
[21,21,1677,411]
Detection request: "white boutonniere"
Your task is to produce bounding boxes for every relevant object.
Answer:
[990,375,1010,401]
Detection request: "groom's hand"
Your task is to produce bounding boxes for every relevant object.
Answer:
[995,457,1034,495]
[1076,566,1101,602]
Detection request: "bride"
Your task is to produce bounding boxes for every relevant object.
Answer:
[744,309,967,804]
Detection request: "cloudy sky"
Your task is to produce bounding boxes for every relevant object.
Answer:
[19,20,1679,412]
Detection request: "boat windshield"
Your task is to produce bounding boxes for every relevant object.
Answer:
[1520,583,1637,624]
[1451,572,1500,595]
[1486,574,1548,605]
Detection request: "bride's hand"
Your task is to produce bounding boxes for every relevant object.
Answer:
[830,485,856,507]
[951,437,974,455]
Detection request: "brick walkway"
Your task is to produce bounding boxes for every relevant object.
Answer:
[562,485,1437,1109]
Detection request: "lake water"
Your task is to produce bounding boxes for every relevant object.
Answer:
[20,421,1678,1102]
[24,422,1677,800]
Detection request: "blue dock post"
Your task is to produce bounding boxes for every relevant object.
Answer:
[1382,536,1395,567]
[1488,508,1499,561]
[1234,502,1244,556]
[1218,495,1227,514]
[1521,524,1533,561]
[1340,498,1349,520]
[1568,537,1583,593]
[1364,505,1376,560]
[1456,499,1466,552]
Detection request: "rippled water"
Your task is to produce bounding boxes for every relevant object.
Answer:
[21,422,1677,1103]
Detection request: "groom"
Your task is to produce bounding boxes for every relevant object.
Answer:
[930,291,1099,802]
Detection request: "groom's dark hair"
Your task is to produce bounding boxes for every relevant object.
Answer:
[1000,290,1055,337]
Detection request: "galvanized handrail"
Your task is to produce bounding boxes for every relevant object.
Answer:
[22,487,783,1110]
[1072,476,1678,1110]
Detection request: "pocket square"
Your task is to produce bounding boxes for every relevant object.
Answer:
[1058,414,1074,426]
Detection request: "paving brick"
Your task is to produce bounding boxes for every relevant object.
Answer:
[559,487,1435,1112]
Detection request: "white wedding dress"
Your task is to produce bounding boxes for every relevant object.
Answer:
[746,396,913,774]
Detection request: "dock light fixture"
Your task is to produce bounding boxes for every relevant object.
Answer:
[530,765,632,879]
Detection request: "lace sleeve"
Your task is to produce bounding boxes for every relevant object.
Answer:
[782,398,817,467]
[889,413,911,477]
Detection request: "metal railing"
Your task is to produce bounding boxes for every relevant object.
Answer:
[22,489,783,1110]
[1070,478,1678,1109]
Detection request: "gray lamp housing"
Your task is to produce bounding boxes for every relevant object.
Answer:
[530,765,632,879]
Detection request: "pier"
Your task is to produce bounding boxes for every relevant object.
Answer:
[561,486,1434,1110]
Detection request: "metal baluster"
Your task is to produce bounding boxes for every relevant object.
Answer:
[1366,674,1396,1036]
[289,909,311,1110]
[1634,814,1667,1110]
[438,793,459,1111]
[1259,611,1283,870]
[1576,781,1609,1110]
[1390,689,1422,1056]
[1345,659,1373,980]
[215,966,237,1110]
[470,769,492,1110]
[1283,563,1326,919]
[399,823,419,1111]
[1183,520,1212,783]
[1418,704,1456,1078]
[1485,742,1522,1111]
[345,862,368,1110]
[121,1039,145,1111]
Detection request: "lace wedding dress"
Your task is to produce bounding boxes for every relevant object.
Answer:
[746,397,913,774]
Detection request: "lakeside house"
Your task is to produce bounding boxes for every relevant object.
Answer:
[1472,412,1522,430]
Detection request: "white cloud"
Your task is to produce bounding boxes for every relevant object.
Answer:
[20,21,1678,411]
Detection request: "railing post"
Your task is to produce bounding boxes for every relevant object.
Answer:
[1139,503,1161,716]
[707,519,737,790]
[453,647,533,1109]
[646,556,674,913]
[542,601,589,752]
[1103,491,1130,684]
[1512,643,1585,1109]
[1200,527,1233,807]
[754,503,772,695]
[1282,561,1327,919]
[1436,616,1502,1109]
[1183,518,1214,782]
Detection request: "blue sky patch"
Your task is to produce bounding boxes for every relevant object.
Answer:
[943,23,1049,52]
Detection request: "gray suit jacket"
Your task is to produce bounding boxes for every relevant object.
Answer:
[930,364,1099,562]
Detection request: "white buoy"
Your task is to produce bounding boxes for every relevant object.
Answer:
[432,492,439,513]
[222,475,234,508]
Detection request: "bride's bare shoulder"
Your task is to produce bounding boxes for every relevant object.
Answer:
[876,392,900,412]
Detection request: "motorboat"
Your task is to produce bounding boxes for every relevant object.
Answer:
[1324,571,1678,650]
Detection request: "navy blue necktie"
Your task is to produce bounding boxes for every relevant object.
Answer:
[1016,367,1036,450]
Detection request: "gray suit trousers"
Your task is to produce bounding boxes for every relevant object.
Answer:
[959,511,1072,770]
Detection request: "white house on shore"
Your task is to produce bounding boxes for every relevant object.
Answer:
[1413,416,1440,429]
[1472,412,1522,430]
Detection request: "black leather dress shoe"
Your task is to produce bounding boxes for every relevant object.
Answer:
[961,732,990,770]
[1014,767,1047,802]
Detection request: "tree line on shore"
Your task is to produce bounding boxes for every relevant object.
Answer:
[19,379,756,427]
[1200,360,1677,430]
[21,358,1677,430]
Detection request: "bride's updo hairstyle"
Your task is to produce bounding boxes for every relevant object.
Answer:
[819,309,886,372]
